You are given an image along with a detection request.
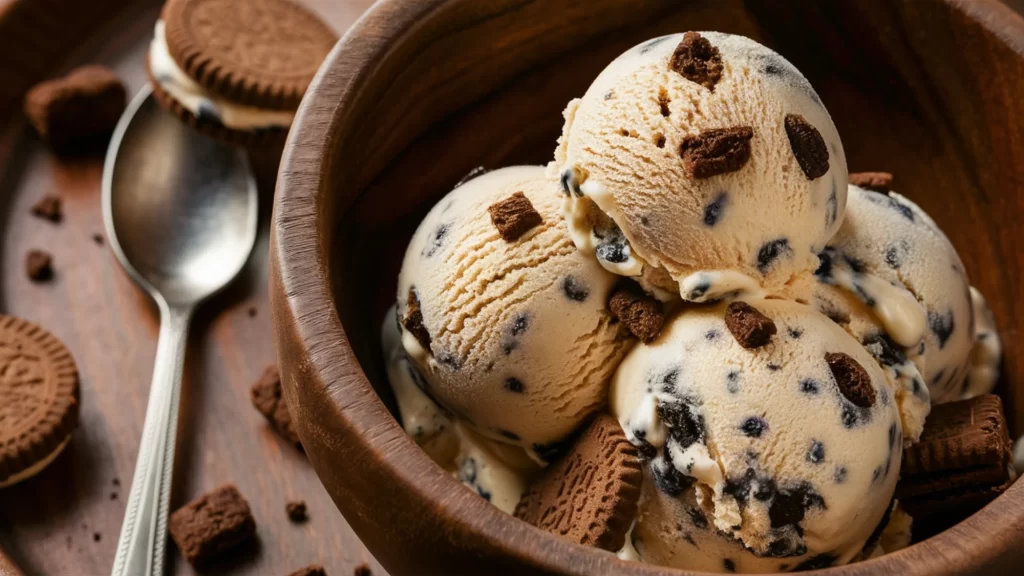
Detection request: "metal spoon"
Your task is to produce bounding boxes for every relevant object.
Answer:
[103,86,258,576]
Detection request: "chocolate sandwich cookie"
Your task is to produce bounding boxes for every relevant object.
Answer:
[147,0,338,145]
[514,414,642,551]
[0,316,80,488]
[897,394,1014,540]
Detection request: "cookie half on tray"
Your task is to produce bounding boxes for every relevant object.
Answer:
[146,0,338,146]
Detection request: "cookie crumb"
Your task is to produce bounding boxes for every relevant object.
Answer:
[402,288,432,351]
[784,114,829,179]
[724,301,777,349]
[250,365,302,449]
[680,126,753,178]
[23,65,126,152]
[110,492,118,500]
[247,307,257,318]
[31,195,63,223]
[669,31,724,91]
[849,172,893,192]
[93,532,101,542]
[609,284,664,342]
[488,192,543,242]
[825,352,875,407]
[112,478,120,486]
[353,564,372,576]
[169,484,256,567]
[26,250,53,282]
[288,565,327,576]
[286,500,308,523]
[92,233,104,245]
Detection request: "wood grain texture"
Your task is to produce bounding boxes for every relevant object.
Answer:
[273,0,1024,575]
[0,1,380,575]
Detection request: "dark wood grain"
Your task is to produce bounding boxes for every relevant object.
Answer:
[273,0,1024,575]
[0,1,380,575]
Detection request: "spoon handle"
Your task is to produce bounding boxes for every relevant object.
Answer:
[112,305,192,576]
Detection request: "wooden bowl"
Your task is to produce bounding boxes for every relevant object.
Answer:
[270,0,1024,574]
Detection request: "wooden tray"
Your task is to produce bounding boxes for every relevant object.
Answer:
[0,1,379,574]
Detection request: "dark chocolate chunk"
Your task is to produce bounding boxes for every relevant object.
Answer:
[402,288,432,351]
[723,558,736,572]
[504,377,525,393]
[768,482,824,529]
[680,126,753,179]
[669,32,724,91]
[562,276,589,302]
[31,194,63,223]
[740,417,768,438]
[488,192,543,242]
[168,485,256,567]
[25,250,53,282]
[725,301,777,349]
[784,114,829,179]
[849,171,893,192]
[703,192,728,226]
[757,238,792,273]
[608,284,665,342]
[825,352,875,408]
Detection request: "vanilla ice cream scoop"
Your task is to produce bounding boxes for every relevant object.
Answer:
[612,298,901,568]
[554,32,847,301]
[396,166,632,457]
[814,183,976,404]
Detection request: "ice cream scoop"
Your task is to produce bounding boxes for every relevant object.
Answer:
[553,32,847,301]
[396,166,632,457]
[814,182,975,404]
[612,298,901,569]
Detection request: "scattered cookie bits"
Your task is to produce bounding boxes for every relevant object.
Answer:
[92,233,104,245]
[92,532,101,543]
[849,172,894,193]
[825,352,875,408]
[784,114,829,179]
[353,564,372,576]
[31,195,63,223]
[25,250,53,282]
[897,395,1012,541]
[286,500,308,523]
[247,306,257,318]
[680,126,753,179]
[669,31,723,91]
[169,484,256,567]
[401,288,432,351]
[514,414,641,551]
[609,284,664,342]
[288,565,327,576]
[724,301,777,349]
[488,192,543,242]
[23,65,126,152]
[250,365,302,449]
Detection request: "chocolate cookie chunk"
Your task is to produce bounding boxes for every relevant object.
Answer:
[784,114,829,179]
[609,283,664,342]
[680,126,754,179]
[25,250,53,282]
[825,352,875,408]
[488,192,542,242]
[286,500,308,523]
[31,195,63,223]
[725,301,777,349]
[288,566,327,576]
[670,32,723,91]
[514,414,641,551]
[250,365,302,449]
[0,316,80,488]
[23,65,126,152]
[169,484,256,566]
[401,288,431,351]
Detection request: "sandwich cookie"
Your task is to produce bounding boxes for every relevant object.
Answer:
[147,0,337,145]
[0,316,80,488]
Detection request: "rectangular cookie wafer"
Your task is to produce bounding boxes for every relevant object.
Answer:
[901,394,1010,478]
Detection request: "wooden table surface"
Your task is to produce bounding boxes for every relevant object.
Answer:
[0,1,380,575]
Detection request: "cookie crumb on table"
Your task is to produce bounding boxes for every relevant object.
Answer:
[286,500,308,523]
[26,250,53,282]
[288,565,327,576]
[31,194,63,223]
[169,484,256,567]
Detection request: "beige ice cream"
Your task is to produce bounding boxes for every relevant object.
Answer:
[813,183,975,405]
[612,298,902,570]
[962,286,1002,400]
[383,307,536,513]
[396,166,631,457]
[553,32,847,302]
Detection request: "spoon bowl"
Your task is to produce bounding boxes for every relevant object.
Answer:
[103,86,258,576]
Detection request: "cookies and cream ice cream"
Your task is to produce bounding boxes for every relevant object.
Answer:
[554,32,847,301]
[612,298,901,568]
[396,166,631,457]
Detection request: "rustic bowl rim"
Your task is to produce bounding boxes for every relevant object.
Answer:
[271,0,1024,573]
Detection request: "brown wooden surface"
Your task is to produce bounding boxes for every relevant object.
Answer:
[273,0,1024,575]
[0,1,380,575]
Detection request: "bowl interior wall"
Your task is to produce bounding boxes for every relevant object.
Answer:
[328,0,1020,432]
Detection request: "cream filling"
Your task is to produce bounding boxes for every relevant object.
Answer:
[0,437,71,489]
[149,21,295,130]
